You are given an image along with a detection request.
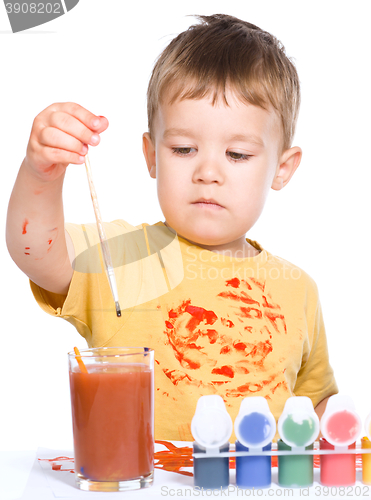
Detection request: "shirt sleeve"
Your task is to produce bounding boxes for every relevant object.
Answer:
[29,220,140,346]
[293,297,338,408]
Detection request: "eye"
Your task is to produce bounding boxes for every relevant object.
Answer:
[172,147,196,156]
[227,151,252,162]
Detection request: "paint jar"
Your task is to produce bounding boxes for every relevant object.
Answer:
[320,438,356,485]
[191,395,233,489]
[278,440,314,487]
[361,437,371,484]
[319,394,362,486]
[277,396,319,487]
[362,411,371,484]
[234,397,276,488]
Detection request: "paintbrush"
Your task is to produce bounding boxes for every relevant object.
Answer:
[84,154,121,317]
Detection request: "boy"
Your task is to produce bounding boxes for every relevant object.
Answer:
[6,14,337,441]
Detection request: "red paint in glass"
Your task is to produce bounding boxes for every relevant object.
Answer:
[70,364,153,481]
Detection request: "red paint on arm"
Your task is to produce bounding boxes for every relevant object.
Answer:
[22,218,29,234]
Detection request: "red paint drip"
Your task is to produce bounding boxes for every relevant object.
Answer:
[37,445,363,476]
[154,440,193,476]
[24,252,30,255]
[48,239,52,245]
[38,456,74,474]
[22,219,29,234]
[25,247,30,249]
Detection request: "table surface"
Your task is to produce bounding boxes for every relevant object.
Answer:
[1,441,368,500]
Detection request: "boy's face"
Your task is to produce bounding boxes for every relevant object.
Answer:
[143,90,301,253]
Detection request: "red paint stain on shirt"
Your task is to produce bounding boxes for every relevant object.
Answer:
[226,277,240,288]
[234,342,247,351]
[265,311,287,334]
[211,365,235,378]
[271,381,287,394]
[163,369,195,385]
[220,346,231,354]
[24,252,30,255]
[221,318,234,328]
[165,321,174,329]
[184,305,218,332]
[48,239,52,245]
[217,290,259,306]
[206,329,218,344]
[239,307,262,319]
[227,381,264,396]
[249,277,265,291]
[22,219,29,234]
[246,340,273,365]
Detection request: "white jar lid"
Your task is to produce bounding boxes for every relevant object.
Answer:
[278,396,319,448]
[320,394,362,447]
[234,396,276,449]
[191,395,233,448]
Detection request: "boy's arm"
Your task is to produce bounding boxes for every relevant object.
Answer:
[314,395,330,420]
[6,103,107,295]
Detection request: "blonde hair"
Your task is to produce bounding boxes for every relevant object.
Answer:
[147,14,300,152]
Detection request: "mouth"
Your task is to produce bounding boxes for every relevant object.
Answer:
[192,198,225,209]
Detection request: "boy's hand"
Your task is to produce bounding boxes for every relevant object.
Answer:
[25,102,109,182]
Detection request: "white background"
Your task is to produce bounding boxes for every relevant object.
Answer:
[1,0,370,452]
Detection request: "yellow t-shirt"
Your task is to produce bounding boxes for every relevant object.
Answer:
[30,220,338,441]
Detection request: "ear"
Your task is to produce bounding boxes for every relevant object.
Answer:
[142,132,156,178]
[271,146,302,191]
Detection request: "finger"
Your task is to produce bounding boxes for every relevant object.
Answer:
[94,115,109,134]
[57,103,109,135]
[39,126,89,156]
[49,102,103,132]
[49,112,101,147]
[40,144,86,166]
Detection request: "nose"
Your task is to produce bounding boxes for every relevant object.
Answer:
[192,152,224,184]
